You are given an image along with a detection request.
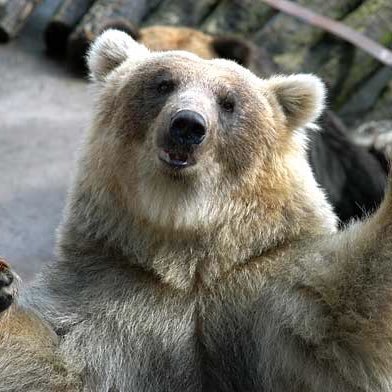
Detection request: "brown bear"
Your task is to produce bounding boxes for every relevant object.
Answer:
[2,30,392,392]
[119,24,387,225]
[68,23,387,225]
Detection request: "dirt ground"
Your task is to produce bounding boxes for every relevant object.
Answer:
[0,0,91,281]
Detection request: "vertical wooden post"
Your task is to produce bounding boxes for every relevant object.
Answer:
[67,0,161,71]
[0,0,42,43]
[44,0,95,56]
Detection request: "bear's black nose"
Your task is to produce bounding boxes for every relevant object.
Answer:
[169,110,206,146]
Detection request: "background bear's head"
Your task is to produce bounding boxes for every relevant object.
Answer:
[119,24,276,76]
[69,23,276,78]
[80,30,335,236]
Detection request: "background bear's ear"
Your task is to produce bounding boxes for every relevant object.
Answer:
[211,36,252,67]
[266,74,326,130]
[87,29,149,81]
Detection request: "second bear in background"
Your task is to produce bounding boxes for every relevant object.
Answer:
[112,23,385,224]
[124,25,277,78]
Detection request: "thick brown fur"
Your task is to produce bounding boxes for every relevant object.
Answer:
[118,24,385,225]
[2,30,392,391]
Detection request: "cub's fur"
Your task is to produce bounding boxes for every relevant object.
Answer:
[2,30,392,391]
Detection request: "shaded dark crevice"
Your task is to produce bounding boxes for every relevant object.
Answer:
[198,0,223,26]
[336,62,386,111]
[194,297,209,391]
[140,0,165,23]
[330,41,355,103]
[336,0,367,21]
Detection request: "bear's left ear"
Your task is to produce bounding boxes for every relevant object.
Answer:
[87,29,149,81]
[211,36,252,67]
[266,74,326,130]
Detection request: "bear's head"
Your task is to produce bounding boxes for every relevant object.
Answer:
[67,30,336,278]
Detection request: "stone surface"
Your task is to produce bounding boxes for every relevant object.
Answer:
[145,0,216,27]
[337,0,392,106]
[362,83,392,124]
[0,0,90,281]
[339,66,392,126]
[314,0,392,108]
[253,0,362,73]
[351,120,392,158]
[202,0,275,35]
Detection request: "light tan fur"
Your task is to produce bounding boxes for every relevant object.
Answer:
[140,26,216,60]
[1,30,392,391]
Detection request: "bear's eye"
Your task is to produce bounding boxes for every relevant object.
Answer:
[157,80,175,94]
[219,97,235,113]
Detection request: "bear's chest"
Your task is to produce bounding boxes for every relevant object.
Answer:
[193,293,266,392]
[64,267,305,392]
[85,280,272,392]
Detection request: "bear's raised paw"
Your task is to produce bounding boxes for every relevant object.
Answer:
[0,257,18,313]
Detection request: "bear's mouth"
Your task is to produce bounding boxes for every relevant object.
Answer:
[158,149,196,169]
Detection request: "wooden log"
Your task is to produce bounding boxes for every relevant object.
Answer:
[144,0,219,27]
[44,0,95,56]
[340,66,392,127]
[252,0,362,73]
[362,85,392,124]
[0,0,42,43]
[310,0,392,108]
[334,0,392,107]
[0,1,5,19]
[259,0,392,67]
[67,0,161,72]
[201,0,276,35]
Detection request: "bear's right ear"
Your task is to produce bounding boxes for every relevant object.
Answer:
[265,74,326,130]
[87,29,149,81]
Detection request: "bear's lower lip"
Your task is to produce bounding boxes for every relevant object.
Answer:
[158,149,195,169]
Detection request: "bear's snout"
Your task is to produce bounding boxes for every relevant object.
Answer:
[169,110,206,147]
[157,109,207,170]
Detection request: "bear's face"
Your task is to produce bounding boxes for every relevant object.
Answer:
[86,30,325,229]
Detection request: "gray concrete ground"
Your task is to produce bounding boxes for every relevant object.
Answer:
[0,0,91,281]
